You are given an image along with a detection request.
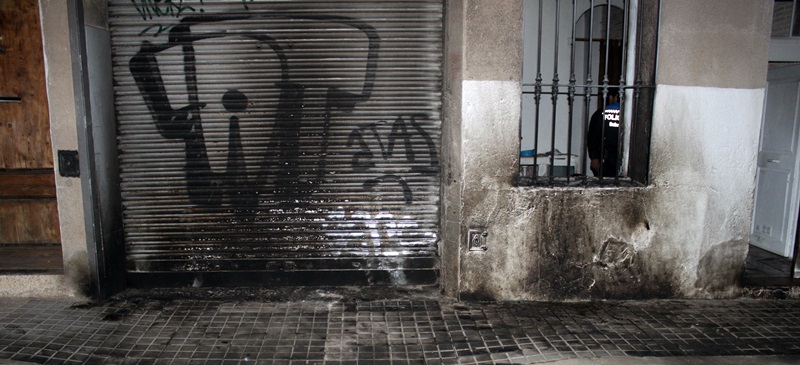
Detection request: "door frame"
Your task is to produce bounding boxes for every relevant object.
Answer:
[756,36,800,280]
[751,64,800,258]
[67,0,125,297]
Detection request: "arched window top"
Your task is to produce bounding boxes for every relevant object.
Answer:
[576,5,625,41]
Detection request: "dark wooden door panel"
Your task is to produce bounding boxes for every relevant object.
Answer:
[0,0,62,272]
[0,200,59,244]
[0,171,56,199]
[0,0,52,169]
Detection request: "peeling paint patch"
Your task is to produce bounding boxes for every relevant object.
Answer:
[589,239,646,298]
[594,239,635,271]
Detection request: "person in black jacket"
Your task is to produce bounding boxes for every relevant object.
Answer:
[587,88,621,177]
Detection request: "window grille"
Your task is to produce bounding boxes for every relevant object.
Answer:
[519,0,658,187]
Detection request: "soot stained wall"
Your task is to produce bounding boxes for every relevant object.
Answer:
[448,0,770,301]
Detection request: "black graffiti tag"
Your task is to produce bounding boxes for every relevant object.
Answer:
[346,114,439,205]
[132,0,196,20]
[129,12,379,209]
[132,0,255,36]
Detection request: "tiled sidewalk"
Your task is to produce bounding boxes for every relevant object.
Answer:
[0,296,799,364]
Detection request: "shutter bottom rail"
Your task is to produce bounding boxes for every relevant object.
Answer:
[127,269,439,287]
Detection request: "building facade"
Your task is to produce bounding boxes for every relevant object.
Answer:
[0,0,774,301]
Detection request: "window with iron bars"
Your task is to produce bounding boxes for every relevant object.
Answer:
[519,0,658,187]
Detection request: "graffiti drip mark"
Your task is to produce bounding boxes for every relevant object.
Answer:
[130,12,380,212]
[222,90,258,209]
[363,175,413,205]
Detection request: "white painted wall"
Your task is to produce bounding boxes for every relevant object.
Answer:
[457,82,764,300]
[648,85,763,294]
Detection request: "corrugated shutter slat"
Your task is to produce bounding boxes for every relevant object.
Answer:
[108,0,442,286]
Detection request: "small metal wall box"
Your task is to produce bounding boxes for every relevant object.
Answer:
[468,229,488,251]
[58,150,80,177]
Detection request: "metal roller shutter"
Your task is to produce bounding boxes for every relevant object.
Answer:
[108,0,442,287]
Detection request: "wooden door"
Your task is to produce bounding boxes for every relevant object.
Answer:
[0,0,62,272]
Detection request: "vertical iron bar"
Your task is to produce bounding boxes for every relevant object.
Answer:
[583,0,595,183]
[598,0,612,182]
[619,0,629,88]
[636,0,645,123]
[602,0,612,88]
[604,0,614,182]
[534,0,544,183]
[617,0,628,181]
[519,5,524,182]
[549,0,561,184]
[793,0,799,37]
[566,0,578,183]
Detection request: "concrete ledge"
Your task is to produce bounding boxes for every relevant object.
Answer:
[0,275,69,298]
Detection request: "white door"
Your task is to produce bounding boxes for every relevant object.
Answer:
[751,65,800,257]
